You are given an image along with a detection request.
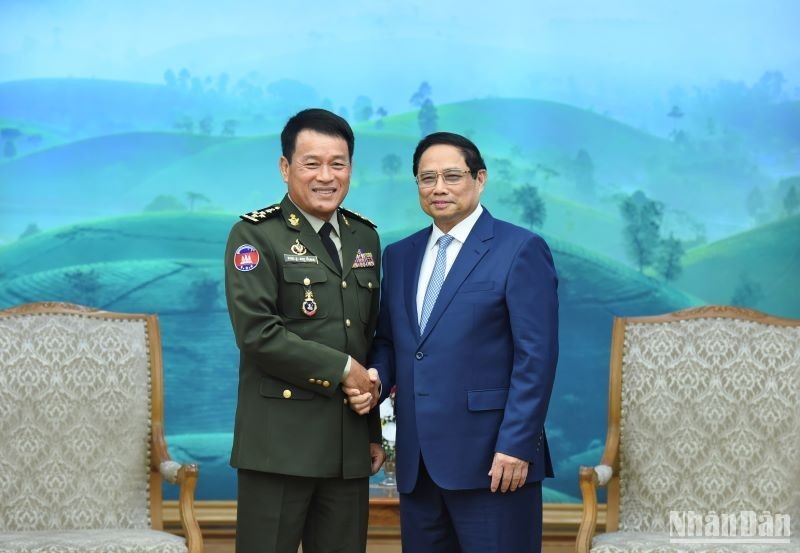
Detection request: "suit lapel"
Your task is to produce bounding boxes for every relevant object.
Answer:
[405,229,430,338]
[419,210,494,345]
[280,195,340,275]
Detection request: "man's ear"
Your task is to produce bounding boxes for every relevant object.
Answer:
[279,156,290,183]
[476,169,487,193]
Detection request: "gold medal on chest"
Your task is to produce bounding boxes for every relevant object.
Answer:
[302,290,318,317]
[291,239,307,255]
[288,213,301,227]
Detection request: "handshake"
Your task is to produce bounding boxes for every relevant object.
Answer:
[342,358,381,415]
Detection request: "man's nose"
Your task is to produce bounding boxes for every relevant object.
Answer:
[317,164,335,182]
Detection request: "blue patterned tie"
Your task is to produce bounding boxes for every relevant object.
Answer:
[419,234,455,334]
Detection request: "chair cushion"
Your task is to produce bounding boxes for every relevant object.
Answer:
[592,531,796,552]
[0,529,187,553]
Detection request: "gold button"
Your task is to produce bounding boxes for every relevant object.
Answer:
[303,277,311,286]
[343,398,348,404]
[282,389,292,399]
[315,379,322,385]
[367,281,373,289]
[308,378,315,383]
[322,380,330,388]
[345,319,351,327]
[341,281,348,289]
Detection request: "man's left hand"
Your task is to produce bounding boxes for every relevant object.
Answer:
[488,452,529,493]
[369,443,386,475]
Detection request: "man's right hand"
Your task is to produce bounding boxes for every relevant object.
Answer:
[342,359,380,415]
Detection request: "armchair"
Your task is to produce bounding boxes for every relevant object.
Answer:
[0,302,202,553]
[577,306,799,553]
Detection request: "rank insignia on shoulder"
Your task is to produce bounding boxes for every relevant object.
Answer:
[338,207,377,228]
[352,249,375,268]
[241,205,281,224]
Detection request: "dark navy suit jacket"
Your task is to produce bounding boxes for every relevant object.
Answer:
[370,208,558,493]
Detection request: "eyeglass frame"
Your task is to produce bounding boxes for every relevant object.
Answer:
[415,168,475,188]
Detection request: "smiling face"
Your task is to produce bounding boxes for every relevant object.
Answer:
[279,129,351,220]
[417,144,486,233]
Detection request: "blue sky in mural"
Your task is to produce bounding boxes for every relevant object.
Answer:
[1,0,798,500]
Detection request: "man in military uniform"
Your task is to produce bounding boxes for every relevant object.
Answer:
[224,108,384,553]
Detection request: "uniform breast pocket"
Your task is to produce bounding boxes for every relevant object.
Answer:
[281,266,329,319]
[353,269,378,323]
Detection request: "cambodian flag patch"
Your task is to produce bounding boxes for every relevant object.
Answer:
[234,244,260,271]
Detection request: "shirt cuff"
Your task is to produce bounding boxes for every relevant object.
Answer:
[342,356,352,382]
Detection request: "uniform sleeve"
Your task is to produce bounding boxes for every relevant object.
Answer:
[225,222,347,396]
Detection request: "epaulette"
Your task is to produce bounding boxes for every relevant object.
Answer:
[240,204,281,224]
[339,206,377,229]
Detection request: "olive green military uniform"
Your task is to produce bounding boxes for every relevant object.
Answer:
[225,194,382,553]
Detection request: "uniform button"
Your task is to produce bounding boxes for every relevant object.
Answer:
[322,380,330,388]
[282,389,292,399]
[341,281,348,289]
[303,277,311,286]
[315,379,322,385]
[308,378,315,383]
[345,319,351,327]
[367,281,373,289]
[343,398,348,405]
[415,351,424,360]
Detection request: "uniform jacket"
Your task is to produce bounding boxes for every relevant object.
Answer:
[369,208,558,493]
[225,194,382,479]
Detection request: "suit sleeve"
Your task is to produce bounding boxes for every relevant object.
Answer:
[224,222,347,397]
[494,234,559,461]
[368,243,396,404]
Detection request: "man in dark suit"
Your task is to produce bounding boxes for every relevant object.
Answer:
[224,108,384,553]
[356,132,559,552]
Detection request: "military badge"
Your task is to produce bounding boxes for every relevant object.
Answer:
[352,249,376,268]
[288,213,301,227]
[290,239,307,255]
[302,290,318,317]
[234,244,259,271]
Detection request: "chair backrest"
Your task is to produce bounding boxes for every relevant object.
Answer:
[611,307,800,533]
[0,303,159,531]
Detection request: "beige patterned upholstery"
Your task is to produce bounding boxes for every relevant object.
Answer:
[0,303,200,553]
[577,307,800,553]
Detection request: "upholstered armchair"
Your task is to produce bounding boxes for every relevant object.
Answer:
[0,303,202,553]
[577,306,799,553]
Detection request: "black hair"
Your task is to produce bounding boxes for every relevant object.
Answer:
[281,108,355,161]
[412,132,486,177]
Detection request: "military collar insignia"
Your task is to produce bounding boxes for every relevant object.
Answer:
[240,205,281,224]
[288,213,301,227]
[290,239,307,255]
[338,206,377,228]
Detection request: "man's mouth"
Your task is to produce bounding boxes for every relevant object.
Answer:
[313,187,337,197]
[431,200,451,208]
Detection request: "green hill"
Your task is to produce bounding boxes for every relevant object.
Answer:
[677,215,800,318]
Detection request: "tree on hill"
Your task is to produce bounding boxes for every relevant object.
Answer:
[163,69,177,88]
[178,68,191,90]
[508,184,546,230]
[655,234,684,281]
[144,195,187,212]
[619,190,664,272]
[221,119,238,137]
[353,96,373,122]
[784,185,799,216]
[19,223,41,240]
[410,81,432,107]
[186,192,211,211]
[574,149,596,199]
[198,116,214,135]
[382,154,402,184]
[418,98,438,137]
[173,116,194,134]
[1,128,22,158]
[375,107,388,129]
[731,273,764,308]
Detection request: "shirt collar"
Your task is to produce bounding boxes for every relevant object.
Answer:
[287,195,340,236]
[428,204,484,250]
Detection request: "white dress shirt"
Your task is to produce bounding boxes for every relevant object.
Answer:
[416,204,484,324]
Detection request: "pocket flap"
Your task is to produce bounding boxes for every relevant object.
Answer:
[283,266,328,285]
[467,388,508,411]
[259,377,314,400]
[353,269,378,290]
[459,281,495,293]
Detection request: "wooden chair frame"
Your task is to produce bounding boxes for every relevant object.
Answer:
[575,305,800,553]
[0,302,202,553]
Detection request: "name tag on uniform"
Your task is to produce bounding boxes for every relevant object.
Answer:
[284,254,318,264]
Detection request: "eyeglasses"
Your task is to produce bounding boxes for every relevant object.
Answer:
[296,161,350,172]
[415,169,471,188]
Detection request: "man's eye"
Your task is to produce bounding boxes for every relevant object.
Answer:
[331,163,348,171]
[419,173,437,185]
[303,163,320,170]
[443,171,464,183]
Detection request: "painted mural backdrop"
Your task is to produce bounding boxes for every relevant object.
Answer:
[1,1,798,501]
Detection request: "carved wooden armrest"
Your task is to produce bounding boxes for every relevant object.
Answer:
[576,464,614,553]
[152,423,202,553]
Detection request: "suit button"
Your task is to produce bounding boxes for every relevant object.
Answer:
[345,319,351,327]
[415,352,424,360]
[322,380,330,388]
[341,281,348,289]
[282,389,292,399]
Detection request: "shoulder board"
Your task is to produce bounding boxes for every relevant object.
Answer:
[240,205,281,224]
[339,206,377,229]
